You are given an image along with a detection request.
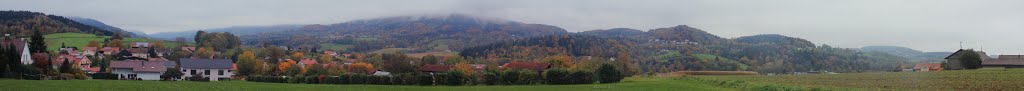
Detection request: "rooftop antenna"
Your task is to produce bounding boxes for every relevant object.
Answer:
[959,41,963,49]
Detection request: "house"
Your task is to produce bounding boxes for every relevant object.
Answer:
[110,61,166,80]
[125,48,151,58]
[299,58,317,67]
[53,54,92,71]
[180,47,196,52]
[913,63,943,71]
[500,62,550,73]
[179,58,235,81]
[132,42,150,48]
[943,49,992,70]
[980,55,1024,68]
[0,34,33,65]
[419,64,451,73]
[82,47,97,56]
[324,51,338,57]
[99,47,121,55]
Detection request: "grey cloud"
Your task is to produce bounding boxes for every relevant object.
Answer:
[1,0,1022,54]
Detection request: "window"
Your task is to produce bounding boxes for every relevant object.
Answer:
[205,70,211,75]
[190,70,196,75]
[218,70,224,75]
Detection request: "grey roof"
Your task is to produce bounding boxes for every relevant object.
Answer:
[179,58,233,69]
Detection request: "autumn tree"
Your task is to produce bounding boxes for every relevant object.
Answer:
[290,52,304,61]
[153,41,164,48]
[325,64,346,76]
[106,39,124,48]
[235,50,265,77]
[86,41,100,48]
[318,55,334,63]
[348,62,375,75]
[195,47,214,59]
[543,54,574,69]
[453,62,475,75]
[422,55,440,65]
[277,60,297,74]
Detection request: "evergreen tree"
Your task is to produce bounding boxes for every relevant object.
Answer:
[148,47,158,58]
[60,58,72,73]
[29,30,46,53]
[161,68,184,80]
[959,50,983,69]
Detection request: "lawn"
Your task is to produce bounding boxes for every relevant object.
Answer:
[695,68,1024,91]
[0,77,737,91]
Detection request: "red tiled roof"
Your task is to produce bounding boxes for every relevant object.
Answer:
[501,62,550,72]
[419,64,451,72]
[83,47,97,51]
[300,59,318,65]
[913,63,943,70]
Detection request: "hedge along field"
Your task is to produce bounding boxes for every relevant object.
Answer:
[0,77,737,91]
[695,69,1024,91]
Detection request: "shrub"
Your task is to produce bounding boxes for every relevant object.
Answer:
[569,70,595,84]
[502,69,540,85]
[90,73,118,80]
[597,64,624,83]
[543,68,571,84]
[445,71,466,86]
[416,73,433,85]
[483,72,500,85]
[187,74,209,82]
[351,74,368,84]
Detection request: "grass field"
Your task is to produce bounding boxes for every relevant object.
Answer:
[0,77,736,91]
[695,68,1024,91]
[43,33,193,51]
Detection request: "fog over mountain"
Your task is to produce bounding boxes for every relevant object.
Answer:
[3,0,1023,54]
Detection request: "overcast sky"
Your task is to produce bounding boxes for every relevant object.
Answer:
[3,0,1023,55]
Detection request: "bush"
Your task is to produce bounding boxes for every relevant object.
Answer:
[416,73,433,85]
[445,71,466,86]
[91,73,119,80]
[483,72,500,85]
[187,74,209,82]
[543,68,571,84]
[568,70,595,84]
[598,63,624,83]
[502,69,540,85]
[350,74,368,84]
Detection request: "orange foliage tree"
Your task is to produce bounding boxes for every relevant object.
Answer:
[348,62,375,75]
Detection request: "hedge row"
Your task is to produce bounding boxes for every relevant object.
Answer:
[247,64,625,86]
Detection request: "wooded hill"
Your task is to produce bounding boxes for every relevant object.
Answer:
[0,11,125,37]
[233,14,908,74]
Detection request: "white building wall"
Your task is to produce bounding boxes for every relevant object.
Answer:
[181,68,233,81]
[20,43,32,64]
[136,72,162,80]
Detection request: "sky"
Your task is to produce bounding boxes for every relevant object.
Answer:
[2,0,1023,55]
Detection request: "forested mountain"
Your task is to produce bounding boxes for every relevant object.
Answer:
[0,11,117,36]
[735,34,815,48]
[225,14,908,74]
[458,25,909,74]
[66,17,142,37]
[148,24,302,40]
[859,46,952,62]
[243,14,569,52]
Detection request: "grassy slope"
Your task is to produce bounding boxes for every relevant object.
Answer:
[0,77,736,91]
[43,33,192,51]
[695,69,1024,91]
